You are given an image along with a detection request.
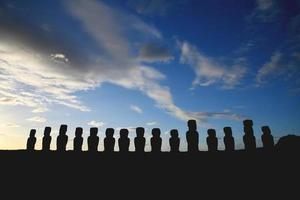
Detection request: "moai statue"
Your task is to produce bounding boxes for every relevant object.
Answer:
[118,129,130,153]
[186,120,199,153]
[151,128,162,153]
[42,127,52,152]
[104,128,115,153]
[169,129,180,153]
[56,124,68,152]
[206,129,218,152]
[88,127,99,153]
[27,129,37,151]
[223,127,235,152]
[73,127,83,152]
[261,126,274,151]
[134,127,145,153]
[243,120,256,152]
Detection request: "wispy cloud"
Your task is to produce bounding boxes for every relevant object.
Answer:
[130,105,143,114]
[27,116,47,123]
[1,123,20,128]
[32,107,49,113]
[179,41,247,89]
[146,121,157,126]
[138,43,173,63]
[87,120,105,127]
[247,0,279,22]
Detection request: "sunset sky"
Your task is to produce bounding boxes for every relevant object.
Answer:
[0,0,299,151]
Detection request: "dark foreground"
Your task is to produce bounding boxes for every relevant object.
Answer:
[0,150,299,198]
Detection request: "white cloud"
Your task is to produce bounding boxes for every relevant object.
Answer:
[179,41,247,89]
[1,123,20,128]
[256,52,281,84]
[32,107,49,113]
[130,105,143,114]
[27,116,47,123]
[87,120,105,127]
[146,121,157,126]
[50,53,69,63]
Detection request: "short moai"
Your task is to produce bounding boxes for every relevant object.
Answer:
[118,129,130,153]
[104,128,115,153]
[186,120,199,153]
[88,127,99,152]
[243,120,256,152]
[223,127,235,152]
[56,124,68,152]
[27,129,37,151]
[207,129,218,152]
[151,128,162,153]
[134,127,146,153]
[261,126,274,151]
[169,129,180,153]
[42,127,52,152]
[74,127,83,152]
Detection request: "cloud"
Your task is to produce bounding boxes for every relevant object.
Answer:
[1,123,20,128]
[27,116,47,123]
[256,52,282,84]
[256,0,274,11]
[32,107,49,113]
[179,41,247,89]
[247,0,278,22]
[87,120,105,127]
[127,0,172,16]
[130,105,143,114]
[0,0,244,125]
[146,121,157,126]
[138,43,173,62]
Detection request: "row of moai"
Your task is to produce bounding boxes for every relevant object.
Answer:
[26,119,275,152]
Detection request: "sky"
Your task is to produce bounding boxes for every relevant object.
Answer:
[0,0,299,151]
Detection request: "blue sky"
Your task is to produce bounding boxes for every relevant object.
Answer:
[0,0,299,151]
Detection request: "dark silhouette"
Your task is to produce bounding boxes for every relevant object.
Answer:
[56,124,68,152]
[88,127,99,152]
[243,119,256,152]
[118,129,130,153]
[104,128,115,153]
[275,135,300,152]
[169,129,180,153]
[151,128,162,153]
[261,126,274,151]
[26,129,36,151]
[42,126,52,152]
[186,120,199,152]
[206,129,218,152]
[223,127,235,152]
[134,127,145,153]
[73,127,83,152]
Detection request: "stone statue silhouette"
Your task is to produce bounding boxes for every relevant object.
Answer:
[207,129,218,152]
[74,127,83,152]
[135,127,145,153]
[118,129,130,153]
[169,129,180,153]
[56,124,68,152]
[151,128,162,153]
[27,129,36,151]
[261,126,274,151]
[104,128,115,153]
[223,127,235,152]
[243,120,256,152]
[88,127,99,152]
[42,127,52,152]
[186,120,199,152]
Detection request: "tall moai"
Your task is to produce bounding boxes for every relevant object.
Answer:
[74,127,83,152]
[186,120,199,152]
[207,129,218,152]
[27,129,37,151]
[151,128,162,153]
[104,128,115,153]
[261,126,274,151]
[243,120,256,152]
[135,127,146,153]
[57,124,68,152]
[88,127,99,152]
[223,127,235,152]
[169,129,180,153]
[42,127,52,152]
[118,129,130,153]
